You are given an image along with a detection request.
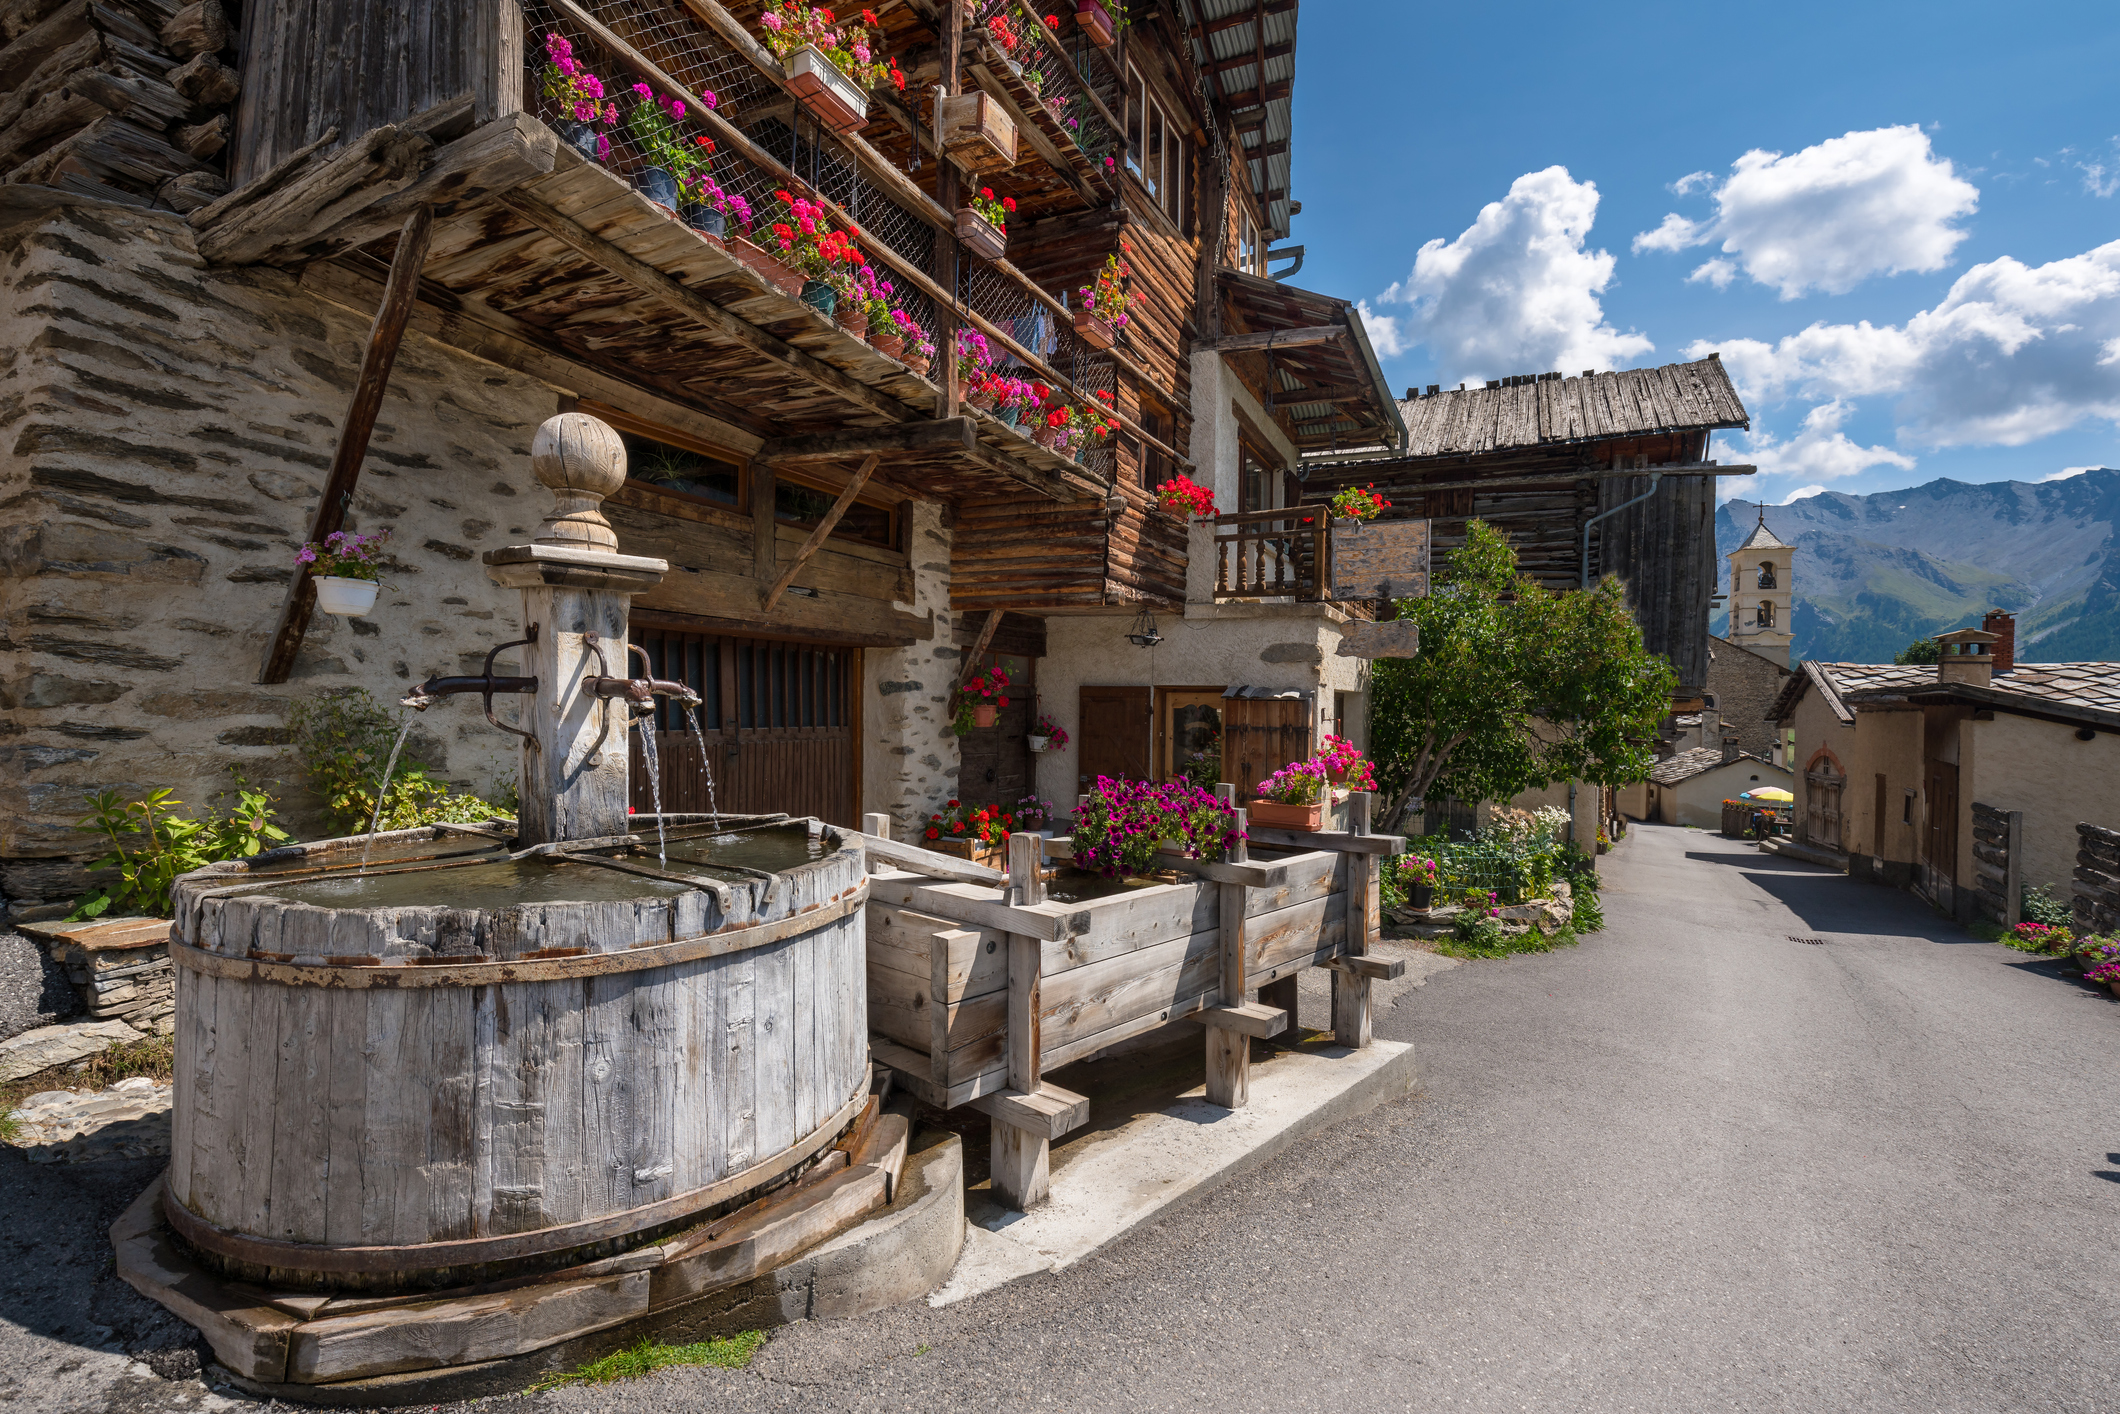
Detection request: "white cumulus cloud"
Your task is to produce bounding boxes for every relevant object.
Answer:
[1779,484,1829,504]
[1740,401,1916,484]
[1633,126,1979,298]
[1696,239,2120,448]
[2043,465,2100,481]
[1371,167,1653,383]
[1354,300,1406,358]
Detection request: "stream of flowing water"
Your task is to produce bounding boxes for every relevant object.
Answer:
[358,718,417,875]
[685,703,721,830]
[636,719,668,866]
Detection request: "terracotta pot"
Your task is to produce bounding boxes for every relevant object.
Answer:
[732,238,803,296]
[871,332,905,360]
[967,385,999,410]
[1076,0,1115,47]
[1248,799,1323,831]
[906,352,932,378]
[784,45,869,133]
[1073,309,1115,349]
[955,206,1007,260]
[836,301,867,341]
[971,703,999,729]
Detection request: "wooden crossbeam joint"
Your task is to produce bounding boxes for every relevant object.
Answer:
[1196,1003,1287,1039]
[1326,954,1404,982]
[968,1083,1089,1139]
[762,453,879,611]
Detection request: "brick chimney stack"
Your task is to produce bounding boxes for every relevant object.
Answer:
[1983,610,2016,673]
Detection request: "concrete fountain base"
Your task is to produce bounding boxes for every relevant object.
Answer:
[113,1094,964,1405]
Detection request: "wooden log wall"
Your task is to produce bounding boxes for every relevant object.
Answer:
[1595,431,1714,694]
[0,0,244,212]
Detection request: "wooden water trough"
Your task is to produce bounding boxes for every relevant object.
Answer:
[857,793,1405,1209]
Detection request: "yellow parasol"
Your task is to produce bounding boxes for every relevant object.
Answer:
[1740,788,1793,803]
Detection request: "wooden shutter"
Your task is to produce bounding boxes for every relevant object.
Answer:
[1076,686,1152,791]
[1221,695,1313,801]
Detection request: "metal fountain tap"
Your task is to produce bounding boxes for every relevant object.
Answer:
[401,626,540,745]
[581,632,700,720]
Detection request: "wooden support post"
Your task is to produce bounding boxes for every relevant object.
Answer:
[1205,798,1253,1108]
[750,462,777,585]
[863,811,893,875]
[1333,791,1376,1049]
[761,453,879,610]
[2003,809,2024,928]
[958,608,1003,689]
[256,203,432,684]
[990,930,1047,1210]
[1009,829,1044,907]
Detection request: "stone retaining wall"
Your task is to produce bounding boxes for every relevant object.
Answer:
[1970,801,2014,926]
[2072,823,2120,936]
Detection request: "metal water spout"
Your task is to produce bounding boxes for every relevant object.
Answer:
[400,626,542,745]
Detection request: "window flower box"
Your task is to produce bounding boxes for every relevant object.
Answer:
[785,45,869,134]
[1076,0,1115,48]
[1073,309,1115,349]
[941,92,1018,173]
[1247,800,1323,832]
[955,206,1006,260]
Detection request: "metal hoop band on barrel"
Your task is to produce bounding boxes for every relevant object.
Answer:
[159,1078,872,1275]
[168,882,867,988]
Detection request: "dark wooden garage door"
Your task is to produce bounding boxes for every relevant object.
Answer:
[1077,686,1151,792]
[628,627,858,826]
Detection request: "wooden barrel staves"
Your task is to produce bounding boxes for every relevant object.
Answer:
[163,820,870,1291]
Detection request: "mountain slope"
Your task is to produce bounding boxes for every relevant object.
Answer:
[1713,471,2120,663]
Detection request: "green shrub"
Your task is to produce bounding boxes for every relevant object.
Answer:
[1439,910,1580,960]
[70,777,290,920]
[287,688,507,836]
[2020,884,2073,928]
[532,1332,765,1390]
[1570,887,1605,934]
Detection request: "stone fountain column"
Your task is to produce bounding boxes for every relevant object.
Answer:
[483,413,668,847]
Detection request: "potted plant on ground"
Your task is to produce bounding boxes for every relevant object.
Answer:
[1074,239,1133,349]
[539,32,616,161]
[923,798,1012,867]
[1028,713,1069,752]
[957,185,1012,260]
[1250,758,1328,831]
[759,0,895,133]
[951,666,1011,733]
[1395,853,1440,914]
[1071,776,1243,879]
[1154,473,1217,519]
[298,529,390,617]
[1076,0,1119,47]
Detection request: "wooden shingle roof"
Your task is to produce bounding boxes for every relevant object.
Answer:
[1395,355,1749,458]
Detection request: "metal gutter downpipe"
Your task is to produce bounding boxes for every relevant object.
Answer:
[1578,472,1661,590]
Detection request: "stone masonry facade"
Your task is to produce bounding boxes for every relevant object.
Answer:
[0,196,960,911]
[1704,634,1791,760]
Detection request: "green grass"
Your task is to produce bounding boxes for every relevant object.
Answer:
[1435,919,1579,960]
[531,1332,765,1391]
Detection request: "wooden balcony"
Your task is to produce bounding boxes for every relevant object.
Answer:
[951,480,1187,614]
[1207,508,1376,616]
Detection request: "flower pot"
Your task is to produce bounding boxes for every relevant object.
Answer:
[966,385,999,410]
[1248,799,1323,831]
[871,332,905,360]
[836,301,868,340]
[557,119,603,161]
[971,704,1000,729]
[955,206,1007,260]
[906,351,933,378]
[996,404,1021,427]
[1028,734,1050,752]
[1076,0,1116,47]
[313,575,379,618]
[785,45,869,133]
[934,836,1005,870]
[1408,882,1434,914]
[679,203,727,245]
[732,237,804,296]
[940,91,1018,173]
[1034,425,1064,450]
[633,165,679,210]
[1073,309,1115,349]
[799,279,838,318]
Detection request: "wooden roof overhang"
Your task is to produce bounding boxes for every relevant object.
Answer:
[1207,268,1403,456]
[330,143,1110,505]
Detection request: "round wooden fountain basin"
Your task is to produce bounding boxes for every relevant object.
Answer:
[162,819,869,1290]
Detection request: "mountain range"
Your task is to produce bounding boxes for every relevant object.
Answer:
[1712,471,2120,664]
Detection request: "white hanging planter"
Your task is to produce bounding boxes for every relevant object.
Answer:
[1028,734,1050,752]
[314,575,379,617]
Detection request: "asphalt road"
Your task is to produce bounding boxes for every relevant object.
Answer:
[11,823,2119,1411]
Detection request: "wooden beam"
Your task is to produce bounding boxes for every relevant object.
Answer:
[257,204,432,684]
[857,830,1005,885]
[1326,954,1405,982]
[1190,0,1295,38]
[1219,80,1292,112]
[497,190,915,427]
[762,453,879,611]
[1204,40,1292,75]
[958,608,1003,688]
[1198,325,1348,354]
[756,418,978,464]
[1194,1002,1287,1038]
[968,1083,1088,1139]
[965,57,1100,208]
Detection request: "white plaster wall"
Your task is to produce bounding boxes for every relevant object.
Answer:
[860,501,959,837]
[1965,712,2120,897]
[1666,759,1793,828]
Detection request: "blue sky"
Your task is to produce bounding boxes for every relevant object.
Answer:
[1289,0,2120,503]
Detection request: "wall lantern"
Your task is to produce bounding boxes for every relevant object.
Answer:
[1126,607,1163,648]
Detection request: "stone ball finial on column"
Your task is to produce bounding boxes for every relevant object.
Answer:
[530,413,627,552]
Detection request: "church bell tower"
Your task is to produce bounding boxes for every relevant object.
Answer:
[1728,507,1795,668]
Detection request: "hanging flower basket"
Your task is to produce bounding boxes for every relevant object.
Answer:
[313,576,379,618]
[1076,0,1116,47]
[1073,309,1115,349]
[785,45,870,133]
[955,206,1006,260]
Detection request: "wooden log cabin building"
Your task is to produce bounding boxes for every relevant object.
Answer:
[0,0,1738,909]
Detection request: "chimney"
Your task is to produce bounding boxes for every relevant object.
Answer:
[1982,610,2016,672]
[1936,628,1999,688]
[1721,731,1740,766]
[1698,708,1721,750]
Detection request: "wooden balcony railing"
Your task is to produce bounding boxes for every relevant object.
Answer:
[1208,508,1375,616]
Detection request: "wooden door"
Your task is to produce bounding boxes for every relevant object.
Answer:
[1804,759,1842,850]
[628,628,858,826]
[1923,758,1959,880]
[958,650,1035,809]
[1077,686,1151,792]
[1222,695,1313,801]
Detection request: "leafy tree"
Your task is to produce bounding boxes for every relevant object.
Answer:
[1892,636,1940,664]
[1369,520,1677,831]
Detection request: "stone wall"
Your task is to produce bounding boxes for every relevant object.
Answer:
[1969,801,2014,925]
[2072,823,2120,937]
[1704,634,1791,759]
[861,499,963,837]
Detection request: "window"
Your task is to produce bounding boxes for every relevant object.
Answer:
[774,473,898,549]
[620,430,742,508]
[1238,210,1259,274]
[1139,397,1176,491]
[1161,689,1225,788]
[1126,63,1183,225]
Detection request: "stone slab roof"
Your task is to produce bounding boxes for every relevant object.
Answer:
[1649,746,1779,785]
[1767,659,2120,730]
[1736,519,1791,552]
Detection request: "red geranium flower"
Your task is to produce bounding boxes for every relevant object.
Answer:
[947,798,960,807]
[926,827,940,839]
[980,187,994,200]
[1002,196,1016,212]
[862,8,879,23]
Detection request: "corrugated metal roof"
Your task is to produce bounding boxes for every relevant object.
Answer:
[1190,0,1298,239]
[1393,356,1751,458]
